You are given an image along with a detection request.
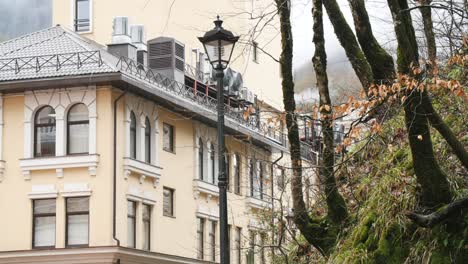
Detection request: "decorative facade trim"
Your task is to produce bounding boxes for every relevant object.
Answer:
[125,94,160,166]
[60,183,92,197]
[123,158,162,188]
[245,196,272,210]
[20,154,99,180]
[195,204,219,221]
[192,179,219,201]
[127,185,157,204]
[23,86,97,159]
[28,184,58,199]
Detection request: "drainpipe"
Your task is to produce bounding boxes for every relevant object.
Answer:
[113,89,127,246]
[270,150,283,260]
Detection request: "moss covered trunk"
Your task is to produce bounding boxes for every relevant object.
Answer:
[274,0,312,251]
[387,0,452,207]
[348,0,395,82]
[322,0,374,92]
[312,0,348,224]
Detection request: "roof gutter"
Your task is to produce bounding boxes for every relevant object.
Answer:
[112,88,127,246]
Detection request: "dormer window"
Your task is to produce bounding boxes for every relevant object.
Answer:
[74,0,91,32]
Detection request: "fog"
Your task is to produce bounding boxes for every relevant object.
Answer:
[291,0,396,103]
[0,0,52,41]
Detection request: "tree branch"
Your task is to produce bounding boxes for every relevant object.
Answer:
[406,197,468,227]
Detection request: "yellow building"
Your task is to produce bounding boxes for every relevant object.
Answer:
[0,1,319,263]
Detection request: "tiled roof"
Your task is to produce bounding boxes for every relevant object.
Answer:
[0,25,117,81]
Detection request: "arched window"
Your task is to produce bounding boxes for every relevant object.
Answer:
[67,103,89,154]
[144,117,151,163]
[249,159,254,197]
[198,138,204,181]
[34,106,56,157]
[234,154,241,194]
[130,112,137,159]
[210,143,215,183]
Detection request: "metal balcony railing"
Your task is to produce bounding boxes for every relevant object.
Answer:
[0,51,104,74]
[116,56,288,147]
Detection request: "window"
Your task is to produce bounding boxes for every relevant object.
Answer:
[247,231,256,263]
[74,0,91,32]
[163,187,174,217]
[163,123,174,153]
[259,163,264,199]
[260,233,266,264]
[235,227,242,264]
[67,103,89,154]
[209,221,216,261]
[277,167,285,191]
[260,164,268,200]
[142,204,152,251]
[66,197,89,247]
[252,42,259,63]
[34,106,56,157]
[197,217,205,260]
[127,200,136,248]
[144,117,151,163]
[228,224,231,258]
[198,138,204,180]
[130,112,137,159]
[33,199,56,248]
[234,154,241,195]
[249,159,254,197]
[210,143,215,183]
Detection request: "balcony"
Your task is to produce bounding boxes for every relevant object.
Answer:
[116,57,288,151]
[193,179,219,200]
[123,158,162,187]
[246,196,272,210]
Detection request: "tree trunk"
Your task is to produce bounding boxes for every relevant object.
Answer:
[417,0,468,169]
[322,0,374,92]
[275,0,341,255]
[387,0,452,207]
[422,95,468,169]
[274,0,310,249]
[419,0,437,68]
[348,0,395,82]
[312,0,348,224]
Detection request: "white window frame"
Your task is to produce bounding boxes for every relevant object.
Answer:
[70,0,93,34]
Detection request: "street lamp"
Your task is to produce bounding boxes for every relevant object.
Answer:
[198,16,239,264]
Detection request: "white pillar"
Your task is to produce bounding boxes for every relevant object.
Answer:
[55,110,65,156]
[88,101,97,154]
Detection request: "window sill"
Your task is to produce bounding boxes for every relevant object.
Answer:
[246,196,272,210]
[123,158,162,188]
[193,179,219,200]
[20,154,99,180]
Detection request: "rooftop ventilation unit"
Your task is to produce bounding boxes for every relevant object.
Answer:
[147,37,185,83]
[239,87,254,105]
[108,17,136,61]
[222,68,243,98]
[112,17,131,44]
[130,25,147,66]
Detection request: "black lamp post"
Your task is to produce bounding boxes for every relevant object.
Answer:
[198,16,239,264]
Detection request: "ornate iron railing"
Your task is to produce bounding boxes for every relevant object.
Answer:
[0,51,103,74]
[117,56,288,147]
[184,63,207,83]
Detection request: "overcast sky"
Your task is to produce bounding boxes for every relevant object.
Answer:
[0,0,52,41]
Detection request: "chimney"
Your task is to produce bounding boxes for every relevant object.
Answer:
[107,17,137,61]
[130,25,147,66]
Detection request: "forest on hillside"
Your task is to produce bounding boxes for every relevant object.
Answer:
[249,0,467,263]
